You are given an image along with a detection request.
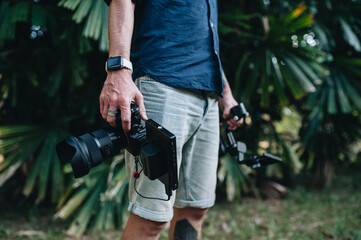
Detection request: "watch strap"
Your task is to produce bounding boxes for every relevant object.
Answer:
[121,57,133,72]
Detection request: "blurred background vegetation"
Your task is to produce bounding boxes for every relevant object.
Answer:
[0,0,360,238]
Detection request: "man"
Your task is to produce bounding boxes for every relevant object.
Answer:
[99,0,243,239]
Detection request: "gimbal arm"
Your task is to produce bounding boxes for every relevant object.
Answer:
[219,103,282,168]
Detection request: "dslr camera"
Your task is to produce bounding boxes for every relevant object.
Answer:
[56,104,178,198]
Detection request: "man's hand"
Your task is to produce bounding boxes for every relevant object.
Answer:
[218,94,244,131]
[218,74,244,130]
[99,69,147,131]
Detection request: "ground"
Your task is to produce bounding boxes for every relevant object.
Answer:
[1,171,360,240]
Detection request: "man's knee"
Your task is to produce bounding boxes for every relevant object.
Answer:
[144,220,168,235]
[190,207,208,221]
[137,217,167,236]
[123,213,167,239]
[174,207,208,221]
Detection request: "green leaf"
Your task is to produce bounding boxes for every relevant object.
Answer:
[288,53,322,85]
[260,57,270,107]
[82,0,103,40]
[55,188,90,219]
[31,4,47,27]
[242,66,260,102]
[338,73,361,110]
[0,2,15,40]
[287,14,313,32]
[284,3,307,24]
[11,1,30,23]
[0,162,22,187]
[327,83,337,114]
[280,63,305,99]
[99,5,109,51]
[282,54,316,93]
[339,17,361,52]
[36,134,58,202]
[67,184,103,236]
[59,0,82,10]
[234,53,249,96]
[334,74,352,113]
[72,0,92,23]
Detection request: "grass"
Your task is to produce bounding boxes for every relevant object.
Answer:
[1,171,360,240]
[200,170,361,240]
[202,188,361,240]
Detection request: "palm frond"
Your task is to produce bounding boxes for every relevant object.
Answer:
[217,155,252,201]
[0,125,67,203]
[55,155,129,236]
[59,0,109,51]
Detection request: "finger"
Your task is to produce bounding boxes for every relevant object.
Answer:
[228,125,237,131]
[222,111,230,121]
[134,92,148,120]
[222,107,233,123]
[102,100,109,121]
[120,104,131,132]
[106,104,117,127]
[100,95,107,120]
[227,118,243,130]
[227,120,236,130]
[99,95,104,116]
[231,118,243,126]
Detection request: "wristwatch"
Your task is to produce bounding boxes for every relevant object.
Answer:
[105,56,133,73]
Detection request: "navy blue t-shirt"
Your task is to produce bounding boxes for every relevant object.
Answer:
[131,0,223,95]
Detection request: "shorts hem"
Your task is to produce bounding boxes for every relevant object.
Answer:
[128,202,173,222]
[173,196,215,209]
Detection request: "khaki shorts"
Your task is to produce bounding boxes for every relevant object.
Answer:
[126,76,220,222]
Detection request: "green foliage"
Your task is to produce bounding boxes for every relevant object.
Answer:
[220,3,328,107]
[54,156,128,236]
[59,0,109,51]
[0,0,111,235]
[0,125,67,203]
[298,0,361,187]
[219,0,361,190]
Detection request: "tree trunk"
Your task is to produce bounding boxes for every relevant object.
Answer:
[312,156,334,189]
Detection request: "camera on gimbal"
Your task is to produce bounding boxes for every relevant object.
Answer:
[56,104,178,199]
[219,103,282,168]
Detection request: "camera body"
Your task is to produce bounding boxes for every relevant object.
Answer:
[56,104,178,198]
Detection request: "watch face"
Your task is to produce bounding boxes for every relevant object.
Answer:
[108,57,122,69]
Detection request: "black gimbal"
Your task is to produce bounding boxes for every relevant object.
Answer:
[219,103,282,168]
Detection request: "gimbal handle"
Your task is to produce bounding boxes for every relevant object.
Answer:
[220,102,249,124]
[219,102,282,168]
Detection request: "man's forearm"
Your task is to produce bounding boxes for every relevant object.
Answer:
[108,0,135,59]
[221,68,232,96]
[100,0,145,131]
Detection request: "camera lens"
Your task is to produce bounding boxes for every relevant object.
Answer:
[56,129,127,178]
